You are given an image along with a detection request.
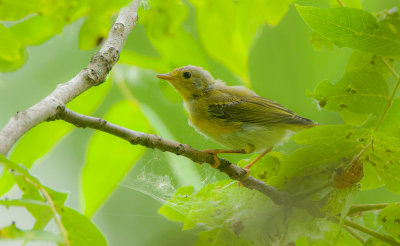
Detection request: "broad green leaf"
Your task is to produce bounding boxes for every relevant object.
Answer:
[82,100,151,217]
[0,199,107,246]
[9,15,64,46]
[296,219,362,245]
[160,180,354,245]
[0,79,111,198]
[269,125,370,191]
[60,207,107,246]
[321,51,392,126]
[310,31,334,50]
[380,98,400,138]
[79,15,110,50]
[119,50,169,72]
[78,0,131,50]
[0,0,41,21]
[359,161,383,190]
[139,0,208,70]
[238,151,284,184]
[0,23,26,71]
[258,0,292,26]
[190,0,250,85]
[312,70,389,115]
[369,133,400,194]
[329,0,362,8]
[0,155,68,230]
[0,224,62,243]
[0,0,130,69]
[195,228,250,246]
[158,186,195,224]
[344,51,392,80]
[296,6,400,59]
[378,203,400,242]
[340,109,370,127]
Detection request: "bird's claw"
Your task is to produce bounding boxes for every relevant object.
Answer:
[202,149,220,168]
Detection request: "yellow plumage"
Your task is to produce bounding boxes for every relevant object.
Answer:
[157,65,316,169]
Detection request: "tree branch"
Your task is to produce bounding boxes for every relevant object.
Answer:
[348,203,389,216]
[0,0,140,155]
[59,107,293,205]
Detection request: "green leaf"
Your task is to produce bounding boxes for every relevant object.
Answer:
[195,228,250,246]
[161,180,323,245]
[60,207,107,246]
[369,133,400,194]
[0,80,111,197]
[378,203,400,242]
[359,161,383,190]
[0,223,62,243]
[0,0,40,21]
[78,0,131,50]
[329,0,362,8]
[0,155,68,230]
[0,199,107,246]
[312,70,389,115]
[259,0,292,26]
[269,125,370,191]
[0,23,26,71]
[189,0,250,85]
[139,0,208,70]
[296,6,400,59]
[380,98,400,138]
[344,51,392,80]
[296,219,362,245]
[310,31,334,50]
[315,51,392,126]
[118,50,169,72]
[82,100,151,217]
[9,15,64,46]
[79,15,110,50]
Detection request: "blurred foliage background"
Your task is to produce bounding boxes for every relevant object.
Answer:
[1,0,400,245]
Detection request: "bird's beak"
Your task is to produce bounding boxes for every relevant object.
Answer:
[156,73,173,80]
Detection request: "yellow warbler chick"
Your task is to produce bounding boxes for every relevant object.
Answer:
[157,66,316,175]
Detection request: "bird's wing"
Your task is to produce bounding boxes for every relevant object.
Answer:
[208,95,314,126]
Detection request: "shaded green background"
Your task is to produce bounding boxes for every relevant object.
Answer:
[0,0,399,245]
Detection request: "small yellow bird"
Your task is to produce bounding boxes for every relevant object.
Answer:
[157,65,316,175]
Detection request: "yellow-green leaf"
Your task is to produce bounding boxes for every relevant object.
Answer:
[82,100,152,217]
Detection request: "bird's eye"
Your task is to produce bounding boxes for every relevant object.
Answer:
[183,72,191,79]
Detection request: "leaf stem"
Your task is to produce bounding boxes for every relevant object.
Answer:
[344,226,365,243]
[348,203,389,216]
[375,57,400,131]
[344,219,400,245]
[336,0,345,7]
[23,176,70,246]
[292,181,332,200]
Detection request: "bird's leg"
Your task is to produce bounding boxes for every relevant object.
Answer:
[237,147,273,187]
[243,147,273,179]
[202,149,247,168]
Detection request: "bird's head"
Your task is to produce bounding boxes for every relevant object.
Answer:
[157,65,214,101]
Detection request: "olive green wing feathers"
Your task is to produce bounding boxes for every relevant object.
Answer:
[208,96,314,126]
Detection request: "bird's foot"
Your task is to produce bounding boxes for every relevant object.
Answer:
[202,148,247,169]
[202,149,221,168]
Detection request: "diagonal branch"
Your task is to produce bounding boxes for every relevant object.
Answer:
[59,107,293,205]
[0,0,140,155]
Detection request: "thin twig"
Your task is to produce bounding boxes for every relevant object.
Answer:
[348,203,389,216]
[291,181,332,200]
[59,107,293,205]
[375,58,400,131]
[0,0,140,155]
[23,176,69,246]
[336,0,345,7]
[344,219,400,246]
[344,226,365,243]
